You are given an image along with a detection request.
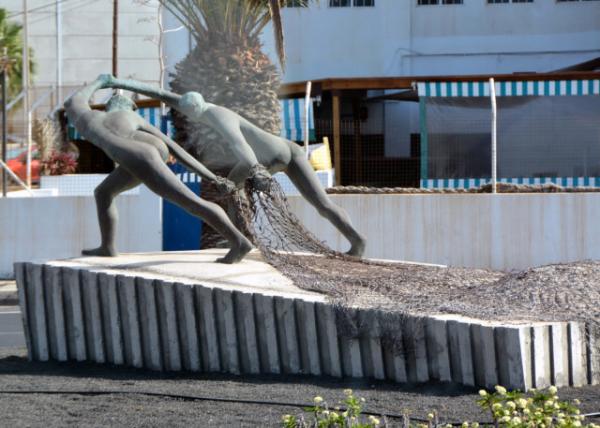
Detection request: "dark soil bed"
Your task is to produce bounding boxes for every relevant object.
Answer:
[1,348,599,427]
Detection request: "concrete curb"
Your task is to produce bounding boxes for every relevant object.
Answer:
[15,261,600,390]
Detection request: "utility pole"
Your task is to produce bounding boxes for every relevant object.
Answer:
[22,0,32,187]
[56,0,63,104]
[112,0,118,77]
[1,50,8,197]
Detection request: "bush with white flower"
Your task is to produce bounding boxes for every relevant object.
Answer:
[281,385,598,428]
[281,389,381,427]
[476,385,597,428]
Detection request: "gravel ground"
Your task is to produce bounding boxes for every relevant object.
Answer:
[1,348,599,427]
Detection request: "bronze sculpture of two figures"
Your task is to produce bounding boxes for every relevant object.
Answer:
[65,74,365,263]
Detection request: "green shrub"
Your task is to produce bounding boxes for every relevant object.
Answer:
[281,386,599,428]
[282,389,382,427]
[476,385,597,428]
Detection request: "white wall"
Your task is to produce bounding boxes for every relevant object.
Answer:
[287,193,600,271]
[0,185,161,278]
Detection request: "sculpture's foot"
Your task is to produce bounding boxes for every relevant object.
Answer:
[216,237,253,264]
[82,246,118,257]
[346,235,366,258]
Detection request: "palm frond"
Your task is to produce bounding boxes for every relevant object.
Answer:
[160,0,314,67]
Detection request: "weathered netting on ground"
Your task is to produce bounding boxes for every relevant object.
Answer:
[226,172,600,340]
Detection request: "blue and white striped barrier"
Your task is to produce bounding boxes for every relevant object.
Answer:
[417,80,600,98]
[421,177,600,190]
[280,98,316,142]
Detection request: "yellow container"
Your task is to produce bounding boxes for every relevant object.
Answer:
[309,137,333,171]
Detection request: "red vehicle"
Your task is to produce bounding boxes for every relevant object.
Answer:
[6,148,41,184]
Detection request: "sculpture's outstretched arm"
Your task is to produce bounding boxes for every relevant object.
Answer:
[138,123,219,183]
[64,74,111,124]
[109,78,181,107]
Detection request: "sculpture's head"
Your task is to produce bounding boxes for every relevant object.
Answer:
[105,94,137,112]
[178,92,207,119]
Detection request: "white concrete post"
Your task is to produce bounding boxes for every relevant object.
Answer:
[489,78,497,194]
[304,81,312,158]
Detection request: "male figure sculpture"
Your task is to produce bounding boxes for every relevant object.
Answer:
[64,74,252,263]
[105,76,366,256]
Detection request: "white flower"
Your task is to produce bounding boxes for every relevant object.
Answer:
[313,396,323,404]
[495,385,507,395]
[368,415,381,426]
[517,398,528,408]
[548,385,558,395]
[343,389,353,396]
[479,390,488,397]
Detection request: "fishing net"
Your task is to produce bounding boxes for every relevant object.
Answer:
[222,166,600,340]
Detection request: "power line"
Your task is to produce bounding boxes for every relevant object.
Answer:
[27,0,101,25]
[8,0,73,18]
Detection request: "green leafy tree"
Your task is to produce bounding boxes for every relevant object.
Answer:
[0,8,34,99]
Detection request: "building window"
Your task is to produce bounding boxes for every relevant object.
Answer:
[354,0,375,5]
[329,0,374,6]
[418,0,462,4]
[284,0,307,6]
[329,0,350,6]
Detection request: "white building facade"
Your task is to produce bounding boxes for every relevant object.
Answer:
[277,0,600,81]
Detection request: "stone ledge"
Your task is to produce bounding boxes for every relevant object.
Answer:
[0,281,18,306]
[14,252,600,391]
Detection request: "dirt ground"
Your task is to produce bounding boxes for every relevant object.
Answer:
[1,348,599,427]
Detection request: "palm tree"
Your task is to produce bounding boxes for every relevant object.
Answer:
[160,0,308,247]
[0,8,34,99]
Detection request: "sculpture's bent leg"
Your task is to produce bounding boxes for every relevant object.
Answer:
[129,151,252,264]
[285,145,366,257]
[83,166,140,257]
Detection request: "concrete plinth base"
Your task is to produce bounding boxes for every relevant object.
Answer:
[15,250,599,390]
